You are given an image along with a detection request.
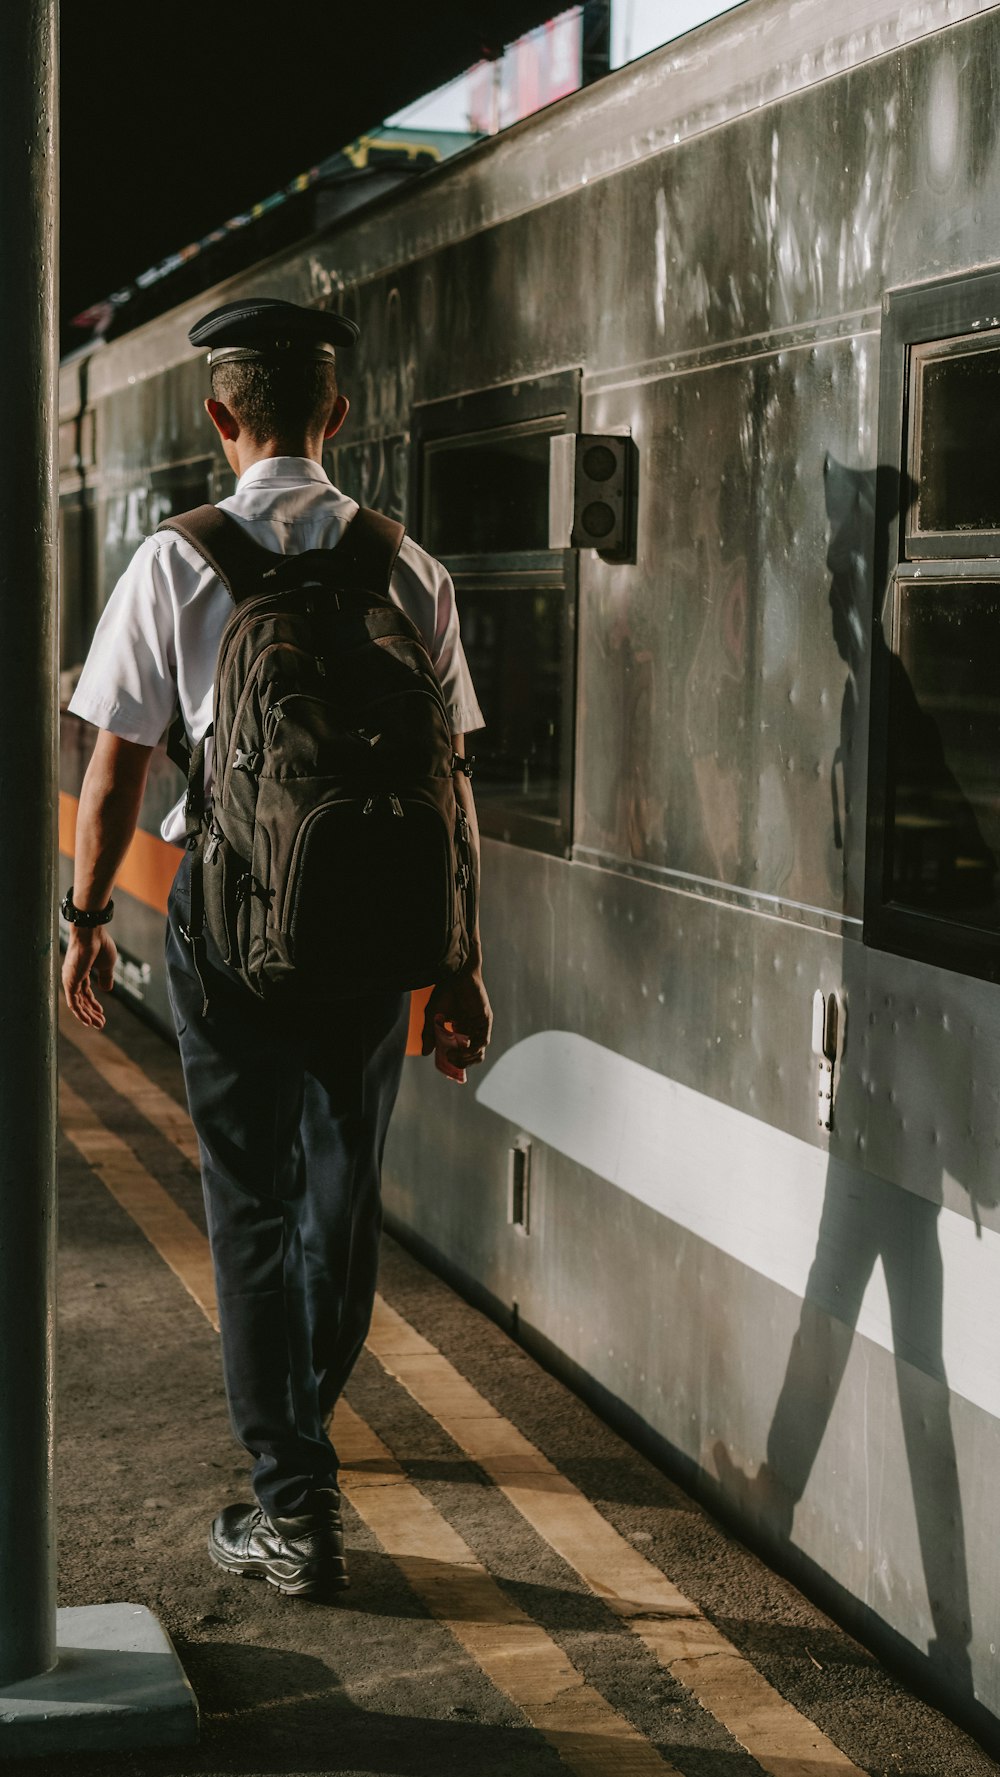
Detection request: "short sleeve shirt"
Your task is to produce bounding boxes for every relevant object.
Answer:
[68,456,485,842]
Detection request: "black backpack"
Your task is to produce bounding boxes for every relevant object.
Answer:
[158,503,474,1011]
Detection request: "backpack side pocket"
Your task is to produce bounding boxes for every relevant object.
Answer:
[203,829,250,971]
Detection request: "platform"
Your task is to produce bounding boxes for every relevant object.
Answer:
[10,991,997,1775]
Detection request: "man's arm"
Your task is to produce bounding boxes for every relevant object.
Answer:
[61,731,154,1031]
[421,733,493,1082]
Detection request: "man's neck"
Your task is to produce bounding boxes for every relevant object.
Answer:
[231,436,322,479]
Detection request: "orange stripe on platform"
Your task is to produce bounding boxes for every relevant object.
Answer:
[59,790,181,916]
[60,788,430,1052]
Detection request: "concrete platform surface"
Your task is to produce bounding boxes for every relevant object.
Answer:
[10,989,997,1777]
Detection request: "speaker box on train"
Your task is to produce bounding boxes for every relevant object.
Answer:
[548,432,637,561]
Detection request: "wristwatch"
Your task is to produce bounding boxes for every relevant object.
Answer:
[61,887,114,928]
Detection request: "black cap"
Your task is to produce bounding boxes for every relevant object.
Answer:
[189,297,359,366]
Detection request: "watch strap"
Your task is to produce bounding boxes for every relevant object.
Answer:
[61,888,114,928]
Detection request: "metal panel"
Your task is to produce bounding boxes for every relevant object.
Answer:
[576,339,878,923]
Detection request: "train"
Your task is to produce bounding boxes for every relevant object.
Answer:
[58,0,1000,1737]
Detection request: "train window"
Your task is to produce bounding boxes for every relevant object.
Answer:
[868,269,1000,979]
[907,335,1000,552]
[452,582,568,836]
[412,371,580,856]
[885,580,1000,924]
[422,420,555,555]
[98,460,214,604]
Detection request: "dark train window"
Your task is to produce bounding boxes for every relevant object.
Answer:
[98,460,214,605]
[868,270,1000,980]
[412,371,580,857]
[422,421,555,555]
[887,582,1000,925]
[907,335,1000,551]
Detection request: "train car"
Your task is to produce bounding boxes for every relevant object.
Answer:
[58,0,1000,1735]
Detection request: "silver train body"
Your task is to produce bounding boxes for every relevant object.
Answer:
[59,0,1000,1733]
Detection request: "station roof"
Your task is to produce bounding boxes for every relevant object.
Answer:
[60,0,562,337]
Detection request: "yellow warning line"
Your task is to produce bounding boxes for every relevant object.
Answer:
[59,1000,202,1169]
[61,1016,864,1777]
[59,1077,218,1330]
[369,1299,863,1776]
[335,1400,679,1775]
[58,1047,677,1777]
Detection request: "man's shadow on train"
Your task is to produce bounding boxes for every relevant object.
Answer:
[716,455,999,1706]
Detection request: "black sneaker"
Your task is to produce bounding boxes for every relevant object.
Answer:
[207,1487,349,1597]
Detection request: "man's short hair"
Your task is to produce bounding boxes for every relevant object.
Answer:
[210,355,338,446]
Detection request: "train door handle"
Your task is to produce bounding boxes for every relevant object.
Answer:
[811,989,844,1132]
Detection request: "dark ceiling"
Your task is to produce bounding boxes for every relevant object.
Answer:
[60,1,556,330]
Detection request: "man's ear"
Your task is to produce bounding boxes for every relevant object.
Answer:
[323,393,350,441]
[205,396,239,442]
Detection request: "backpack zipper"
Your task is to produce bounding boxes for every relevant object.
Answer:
[263,695,384,755]
[363,793,404,817]
[455,807,476,949]
[279,798,357,928]
[220,641,311,801]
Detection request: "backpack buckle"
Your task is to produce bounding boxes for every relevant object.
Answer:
[236,871,274,909]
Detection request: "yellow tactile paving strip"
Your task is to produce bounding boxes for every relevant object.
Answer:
[335,1399,680,1775]
[59,1054,678,1776]
[366,1301,862,1777]
[60,1076,218,1329]
[59,1011,865,1777]
[60,1000,203,1168]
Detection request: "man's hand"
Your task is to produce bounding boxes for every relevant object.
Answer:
[421,967,493,1083]
[62,927,118,1031]
[60,730,152,1031]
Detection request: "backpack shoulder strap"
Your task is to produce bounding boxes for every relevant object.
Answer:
[333,506,405,595]
[157,504,277,604]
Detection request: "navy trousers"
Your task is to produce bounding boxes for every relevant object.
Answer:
[165,853,409,1517]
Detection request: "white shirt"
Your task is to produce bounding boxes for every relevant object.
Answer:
[69,457,484,842]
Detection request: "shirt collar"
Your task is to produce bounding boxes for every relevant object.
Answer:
[234,455,333,493]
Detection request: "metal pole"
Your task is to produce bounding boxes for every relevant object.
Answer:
[0,10,194,1744]
[0,0,59,1688]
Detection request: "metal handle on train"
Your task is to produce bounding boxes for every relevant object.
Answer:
[811,990,844,1131]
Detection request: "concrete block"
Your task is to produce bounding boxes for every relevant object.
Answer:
[0,1603,198,1758]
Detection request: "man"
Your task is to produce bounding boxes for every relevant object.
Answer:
[62,297,492,1597]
